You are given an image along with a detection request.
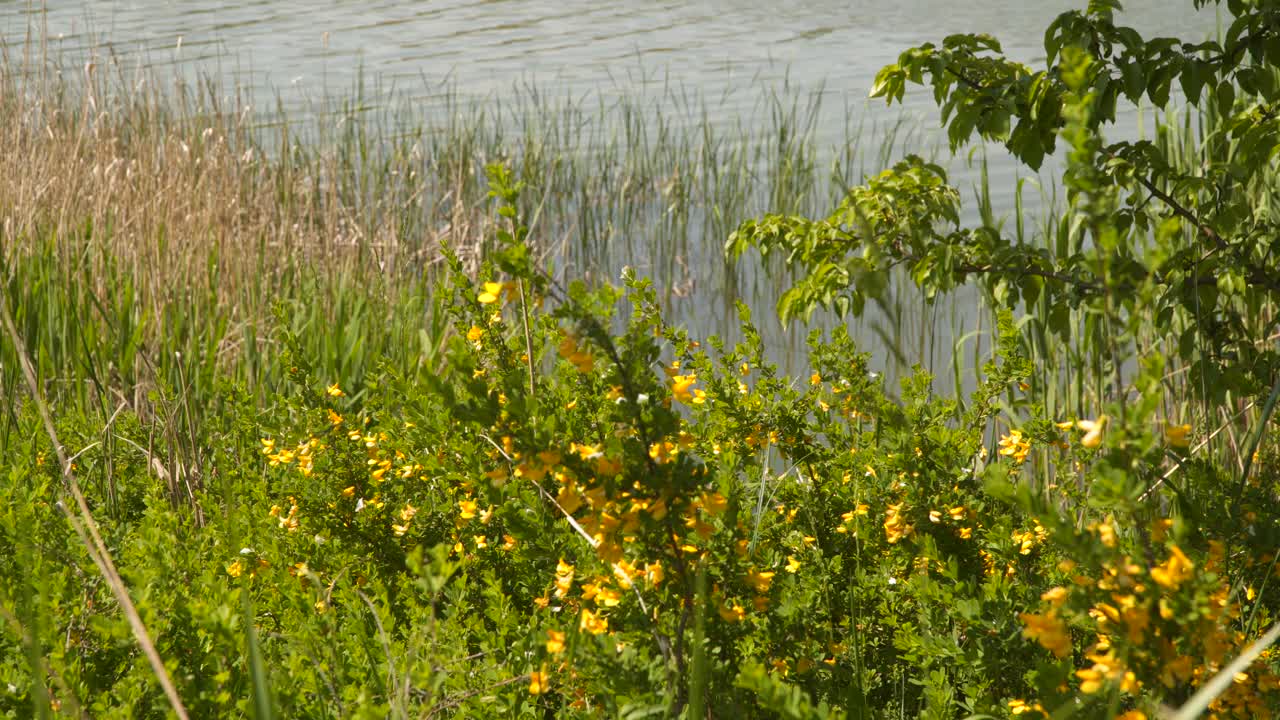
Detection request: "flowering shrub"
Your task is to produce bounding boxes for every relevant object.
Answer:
[3,2,1280,717]
[2,161,1279,719]
[189,164,1277,718]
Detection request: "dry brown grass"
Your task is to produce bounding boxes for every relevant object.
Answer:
[0,45,497,313]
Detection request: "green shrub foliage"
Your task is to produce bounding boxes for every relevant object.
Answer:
[4,1,1280,718]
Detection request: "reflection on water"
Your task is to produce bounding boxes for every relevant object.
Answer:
[4,1,1213,115]
[1,1,1220,380]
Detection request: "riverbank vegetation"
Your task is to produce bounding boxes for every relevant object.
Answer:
[3,1,1280,717]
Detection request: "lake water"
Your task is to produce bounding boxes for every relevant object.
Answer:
[1,1,1221,380]
[4,1,1215,119]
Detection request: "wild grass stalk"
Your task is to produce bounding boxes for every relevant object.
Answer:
[1,31,912,423]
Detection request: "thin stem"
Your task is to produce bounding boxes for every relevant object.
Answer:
[0,281,190,720]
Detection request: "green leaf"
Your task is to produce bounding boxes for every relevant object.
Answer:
[1179,59,1208,104]
[1121,60,1146,103]
[1216,80,1236,116]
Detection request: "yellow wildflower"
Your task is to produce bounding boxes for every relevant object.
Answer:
[595,585,622,608]
[1077,415,1108,449]
[478,281,508,305]
[1150,545,1194,590]
[528,665,549,695]
[554,559,575,598]
[671,373,698,404]
[556,484,584,515]
[685,513,716,540]
[1160,655,1194,688]
[700,492,728,516]
[717,599,746,623]
[226,558,245,578]
[1019,610,1072,658]
[558,333,595,373]
[648,441,677,464]
[1095,517,1117,548]
[546,630,566,654]
[398,506,419,533]
[785,555,802,574]
[1013,529,1037,555]
[326,383,344,397]
[883,503,913,544]
[1151,517,1173,542]
[297,452,314,477]
[1009,699,1046,716]
[1164,422,1191,449]
[745,568,776,593]
[645,561,665,586]
[579,608,608,634]
[998,429,1031,464]
[1041,586,1069,606]
[1076,650,1137,694]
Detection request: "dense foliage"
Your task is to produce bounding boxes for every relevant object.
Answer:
[3,1,1280,718]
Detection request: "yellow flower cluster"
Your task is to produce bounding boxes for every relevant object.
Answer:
[745,568,775,593]
[545,629,566,654]
[477,280,517,305]
[883,502,914,544]
[718,596,747,623]
[1163,422,1191,449]
[528,665,549,695]
[998,429,1031,464]
[1008,699,1046,716]
[262,437,321,477]
[269,497,301,532]
[1076,647,1138,694]
[1076,415,1107,449]
[648,432,694,465]
[1012,521,1048,555]
[225,553,268,579]
[670,372,706,405]
[579,607,608,634]
[1019,609,1072,658]
[558,332,595,373]
[836,503,870,536]
[1149,545,1194,590]
[554,558,575,598]
[392,503,418,537]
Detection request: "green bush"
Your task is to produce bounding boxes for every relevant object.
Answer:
[3,1,1280,718]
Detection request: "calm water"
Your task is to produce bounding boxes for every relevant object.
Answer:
[2,1,1221,378]
[5,1,1214,118]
